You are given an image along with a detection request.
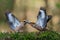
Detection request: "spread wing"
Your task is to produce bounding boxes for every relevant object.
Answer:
[12,14,21,26]
[36,8,52,28]
[36,8,52,29]
[36,10,47,28]
[12,14,20,23]
[5,12,21,30]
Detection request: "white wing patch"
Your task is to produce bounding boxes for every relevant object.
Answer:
[40,10,45,18]
[36,10,46,28]
[8,13,21,30]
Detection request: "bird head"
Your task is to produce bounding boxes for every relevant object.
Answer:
[23,20,35,25]
[23,20,31,25]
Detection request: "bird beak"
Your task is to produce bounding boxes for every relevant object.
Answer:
[23,20,31,24]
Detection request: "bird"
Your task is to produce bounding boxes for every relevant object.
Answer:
[24,7,52,31]
[5,11,26,32]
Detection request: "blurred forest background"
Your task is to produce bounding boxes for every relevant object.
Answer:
[0,0,60,33]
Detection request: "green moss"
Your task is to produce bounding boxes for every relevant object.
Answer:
[0,31,60,40]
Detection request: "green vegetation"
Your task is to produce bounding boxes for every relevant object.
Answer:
[0,0,14,24]
[56,3,60,8]
[0,31,60,40]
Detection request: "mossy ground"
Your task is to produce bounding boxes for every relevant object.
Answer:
[0,31,60,40]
